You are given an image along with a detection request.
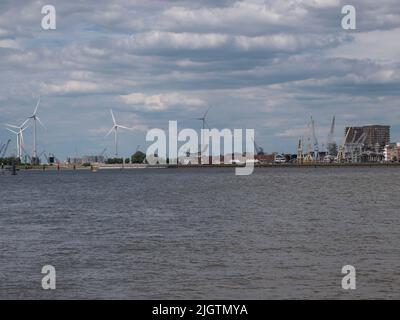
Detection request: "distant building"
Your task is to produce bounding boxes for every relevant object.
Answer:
[82,155,106,164]
[345,125,390,151]
[67,157,83,165]
[66,155,106,164]
[255,154,275,164]
[384,143,400,162]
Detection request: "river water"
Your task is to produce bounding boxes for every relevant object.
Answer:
[0,167,399,299]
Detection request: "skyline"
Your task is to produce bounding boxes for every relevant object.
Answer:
[1,0,400,158]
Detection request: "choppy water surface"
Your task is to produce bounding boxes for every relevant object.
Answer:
[0,167,399,299]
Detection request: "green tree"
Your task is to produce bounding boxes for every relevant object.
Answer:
[106,157,123,164]
[131,151,146,163]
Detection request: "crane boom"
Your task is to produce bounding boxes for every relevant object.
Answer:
[251,138,264,155]
[100,147,107,157]
[310,116,319,161]
[337,126,352,163]
[1,139,11,158]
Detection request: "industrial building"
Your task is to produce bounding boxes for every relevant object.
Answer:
[384,143,400,162]
[345,125,390,151]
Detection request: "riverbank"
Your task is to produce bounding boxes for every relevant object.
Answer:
[3,162,400,172]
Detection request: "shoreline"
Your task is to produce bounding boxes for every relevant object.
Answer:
[4,162,400,171]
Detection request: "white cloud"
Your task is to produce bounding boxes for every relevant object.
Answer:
[302,0,340,8]
[326,28,400,63]
[162,1,308,33]
[122,31,229,51]
[119,31,343,54]
[41,80,111,94]
[120,92,206,111]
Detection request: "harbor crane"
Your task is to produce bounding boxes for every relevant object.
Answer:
[0,141,6,156]
[337,127,352,163]
[38,150,51,164]
[252,138,264,156]
[347,131,367,163]
[297,139,304,164]
[310,116,319,161]
[326,116,338,156]
[302,121,314,163]
[100,147,107,156]
[21,145,32,163]
[1,139,11,158]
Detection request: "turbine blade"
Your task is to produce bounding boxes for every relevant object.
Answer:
[203,105,212,118]
[33,96,41,115]
[36,116,46,130]
[6,128,18,135]
[20,119,29,128]
[117,125,133,130]
[5,123,19,129]
[110,109,116,125]
[105,127,114,137]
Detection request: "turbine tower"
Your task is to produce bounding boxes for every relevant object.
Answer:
[194,106,211,161]
[5,119,29,160]
[26,97,45,164]
[106,109,133,158]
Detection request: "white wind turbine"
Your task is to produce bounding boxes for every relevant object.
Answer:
[5,119,29,160]
[105,109,133,158]
[26,96,46,161]
[194,105,212,156]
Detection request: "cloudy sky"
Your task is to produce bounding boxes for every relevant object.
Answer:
[0,0,399,158]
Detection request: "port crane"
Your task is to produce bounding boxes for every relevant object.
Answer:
[297,139,304,164]
[39,150,54,164]
[0,141,6,156]
[252,138,264,156]
[0,139,11,158]
[100,147,107,156]
[347,131,367,163]
[337,127,352,163]
[326,116,337,156]
[99,147,108,161]
[310,116,319,161]
[21,145,32,163]
[302,119,316,163]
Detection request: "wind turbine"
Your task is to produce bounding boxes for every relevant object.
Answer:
[195,105,212,147]
[26,97,46,162]
[195,105,212,132]
[105,109,133,158]
[193,106,212,163]
[5,119,29,159]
